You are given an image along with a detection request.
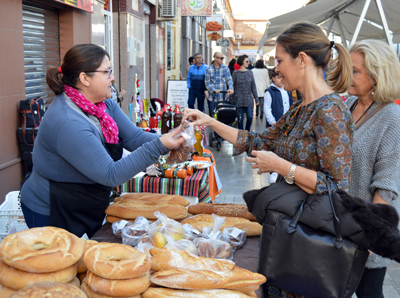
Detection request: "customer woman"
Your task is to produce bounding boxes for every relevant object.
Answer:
[20,44,184,238]
[346,39,400,298]
[252,59,270,118]
[232,55,259,131]
[228,58,237,76]
[184,22,353,296]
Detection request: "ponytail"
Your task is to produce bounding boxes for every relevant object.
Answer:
[326,43,352,93]
[46,67,64,95]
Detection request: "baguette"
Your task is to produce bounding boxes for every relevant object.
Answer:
[149,248,235,272]
[142,287,253,297]
[114,193,190,207]
[188,203,256,221]
[105,201,188,220]
[181,214,262,236]
[221,267,266,290]
[150,269,228,290]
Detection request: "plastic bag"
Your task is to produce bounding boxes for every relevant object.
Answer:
[222,226,247,251]
[147,211,186,247]
[121,216,151,247]
[165,235,198,255]
[183,223,202,241]
[112,219,134,238]
[135,241,154,255]
[193,214,233,260]
[166,121,196,165]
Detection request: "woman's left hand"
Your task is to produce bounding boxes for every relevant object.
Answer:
[245,150,282,175]
[159,126,186,150]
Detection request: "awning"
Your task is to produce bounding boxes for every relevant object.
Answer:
[258,0,400,52]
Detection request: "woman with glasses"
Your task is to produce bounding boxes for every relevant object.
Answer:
[231,54,259,131]
[20,44,185,237]
[184,22,353,296]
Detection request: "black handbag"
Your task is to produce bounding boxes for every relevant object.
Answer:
[19,97,45,146]
[249,182,369,298]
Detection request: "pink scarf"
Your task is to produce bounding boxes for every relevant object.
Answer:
[64,85,119,144]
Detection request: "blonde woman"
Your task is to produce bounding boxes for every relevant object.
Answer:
[346,39,400,298]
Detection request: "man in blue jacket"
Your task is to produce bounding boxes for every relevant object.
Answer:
[187,53,208,112]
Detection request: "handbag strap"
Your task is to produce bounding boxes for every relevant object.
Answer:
[287,181,344,249]
[355,102,392,130]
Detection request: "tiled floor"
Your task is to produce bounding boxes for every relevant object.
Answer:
[209,114,400,297]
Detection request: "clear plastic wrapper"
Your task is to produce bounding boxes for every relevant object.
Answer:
[165,235,198,255]
[121,216,151,247]
[183,223,202,241]
[193,214,233,260]
[112,219,134,238]
[222,226,247,251]
[147,211,186,247]
[135,241,154,255]
[166,121,196,165]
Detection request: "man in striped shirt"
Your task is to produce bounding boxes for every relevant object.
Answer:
[205,52,234,116]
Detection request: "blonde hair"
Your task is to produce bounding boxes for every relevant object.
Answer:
[276,22,352,93]
[350,39,400,104]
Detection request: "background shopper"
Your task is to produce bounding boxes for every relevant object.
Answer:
[252,59,270,118]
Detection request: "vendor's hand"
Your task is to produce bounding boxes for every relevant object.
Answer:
[215,89,220,94]
[227,89,234,95]
[245,150,282,175]
[160,126,185,150]
[183,108,214,127]
[204,90,209,99]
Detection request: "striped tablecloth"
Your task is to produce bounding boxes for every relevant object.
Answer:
[117,169,211,203]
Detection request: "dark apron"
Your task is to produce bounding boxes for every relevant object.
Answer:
[50,140,123,238]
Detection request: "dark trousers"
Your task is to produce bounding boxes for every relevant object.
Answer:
[207,100,214,116]
[356,267,387,298]
[256,97,264,117]
[21,201,50,228]
[188,88,205,112]
[238,107,253,131]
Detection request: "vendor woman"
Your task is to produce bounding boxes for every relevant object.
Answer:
[20,44,184,237]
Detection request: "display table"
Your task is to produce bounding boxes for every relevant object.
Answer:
[117,168,211,203]
[91,223,263,297]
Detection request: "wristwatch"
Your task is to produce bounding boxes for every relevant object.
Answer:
[284,164,297,184]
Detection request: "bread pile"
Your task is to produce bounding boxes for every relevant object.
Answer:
[8,281,86,298]
[105,193,190,223]
[0,227,85,297]
[142,248,266,297]
[181,214,262,237]
[81,242,151,297]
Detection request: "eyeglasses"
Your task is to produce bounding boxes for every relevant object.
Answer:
[216,57,224,60]
[88,67,113,79]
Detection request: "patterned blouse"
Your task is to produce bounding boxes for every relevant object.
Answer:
[233,93,354,195]
[232,70,259,107]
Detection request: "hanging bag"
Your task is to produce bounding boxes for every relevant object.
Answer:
[245,180,369,298]
[19,97,45,146]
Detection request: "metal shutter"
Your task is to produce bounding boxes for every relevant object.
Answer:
[23,2,60,101]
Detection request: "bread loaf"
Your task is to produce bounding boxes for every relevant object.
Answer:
[149,248,235,272]
[114,193,190,207]
[0,260,77,290]
[9,281,86,298]
[86,271,150,297]
[0,283,16,297]
[0,227,84,273]
[105,201,188,220]
[150,269,228,290]
[188,203,256,221]
[77,239,98,274]
[142,287,253,297]
[84,243,151,280]
[221,267,266,290]
[180,214,262,236]
[80,281,143,298]
[68,277,81,288]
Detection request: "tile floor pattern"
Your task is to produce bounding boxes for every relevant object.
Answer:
[209,114,400,297]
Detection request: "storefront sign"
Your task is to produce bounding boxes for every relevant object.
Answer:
[181,0,212,16]
[234,49,263,56]
[206,15,223,41]
[54,0,94,13]
[216,38,230,47]
[166,80,189,108]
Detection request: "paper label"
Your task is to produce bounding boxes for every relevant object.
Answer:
[116,220,129,229]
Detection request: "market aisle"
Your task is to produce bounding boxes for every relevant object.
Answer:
[208,115,400,298]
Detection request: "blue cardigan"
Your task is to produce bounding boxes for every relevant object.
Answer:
[266,85,293,127]
[21,94,167,215]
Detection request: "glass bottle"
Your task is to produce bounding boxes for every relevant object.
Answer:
[194,128,203,157]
